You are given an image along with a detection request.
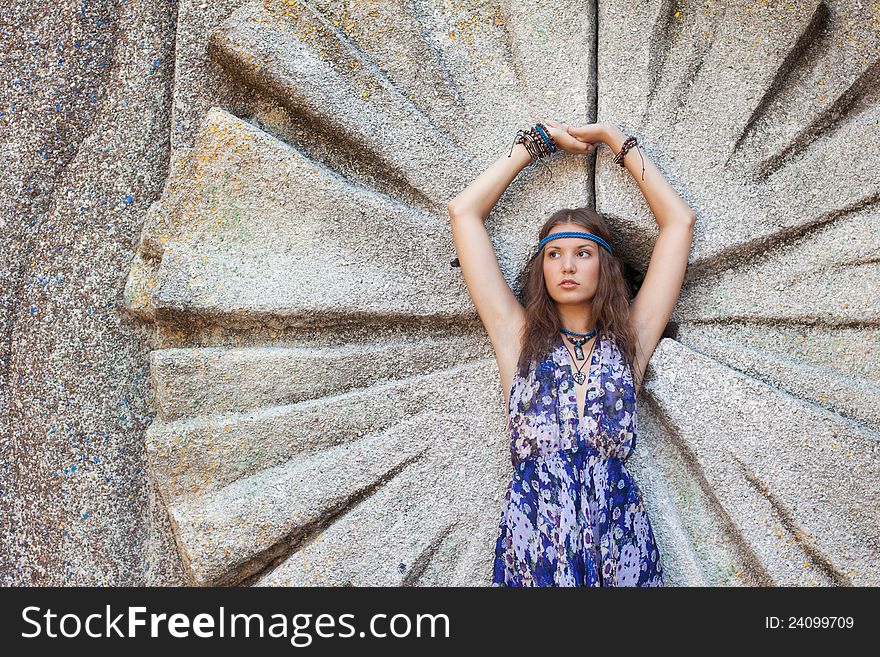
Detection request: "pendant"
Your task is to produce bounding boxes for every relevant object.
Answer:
[565,335,588,360]
[562,328,596,362]
[573,371,586,385]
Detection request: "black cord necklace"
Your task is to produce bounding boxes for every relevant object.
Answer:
[560,327,597,385]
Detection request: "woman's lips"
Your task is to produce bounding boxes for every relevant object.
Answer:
[559,281,578,289]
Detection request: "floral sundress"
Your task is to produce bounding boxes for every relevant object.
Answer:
[492,331,664,587]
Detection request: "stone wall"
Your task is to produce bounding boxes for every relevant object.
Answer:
[2,0,878,586]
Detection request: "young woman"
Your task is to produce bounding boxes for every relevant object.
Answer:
[447,120,696,586]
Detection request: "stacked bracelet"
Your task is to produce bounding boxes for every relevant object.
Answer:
[611,135,646,181]
[507,122,559,183]
[508,123,558,162]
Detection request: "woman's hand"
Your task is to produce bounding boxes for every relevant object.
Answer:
[540,119,598,155]
[563,122,610,150]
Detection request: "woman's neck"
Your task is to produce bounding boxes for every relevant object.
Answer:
[557,305,595,335]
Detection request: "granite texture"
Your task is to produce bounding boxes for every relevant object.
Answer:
[1,0,179,584]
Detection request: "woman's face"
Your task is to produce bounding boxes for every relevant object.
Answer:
[541,224,602,304]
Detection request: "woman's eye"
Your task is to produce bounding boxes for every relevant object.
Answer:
[580,250,590,257]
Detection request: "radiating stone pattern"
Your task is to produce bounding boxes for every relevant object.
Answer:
[124,0,878,586]
[596,0,880,586]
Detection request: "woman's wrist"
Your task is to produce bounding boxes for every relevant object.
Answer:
[507,141,534,170]
[599,122,623,146]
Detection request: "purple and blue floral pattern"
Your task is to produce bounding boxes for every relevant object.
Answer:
[492,332,664,587]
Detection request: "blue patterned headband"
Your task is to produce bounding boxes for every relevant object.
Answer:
[533,230,613,257]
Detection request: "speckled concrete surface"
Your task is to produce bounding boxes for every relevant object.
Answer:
[1,0,179,585]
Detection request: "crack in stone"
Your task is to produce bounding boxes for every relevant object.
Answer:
[234,446,430,586]
[685,315,879,331]
[399,520,459,586]
[753,57,880,180]
[730,453,851,586]
[728,1,830,169]
[684,190,880,280]
[642,391,774,585]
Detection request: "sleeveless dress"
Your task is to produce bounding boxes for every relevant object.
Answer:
[492,331,664,587]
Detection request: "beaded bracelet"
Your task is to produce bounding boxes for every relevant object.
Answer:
[451,123,559,268]
[507,122,559,183]
[508,123,557,162]
[611,134,646,181]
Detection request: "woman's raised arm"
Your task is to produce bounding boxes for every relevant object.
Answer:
[446,142,532,351]
[447,122,594,352]
[567,122,696,389]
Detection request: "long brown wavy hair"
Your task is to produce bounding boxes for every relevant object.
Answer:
[513,207,642,388]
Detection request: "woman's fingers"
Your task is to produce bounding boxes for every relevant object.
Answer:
[566,124,602,147]
[535,119,598,154]
[566,126,588,145]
